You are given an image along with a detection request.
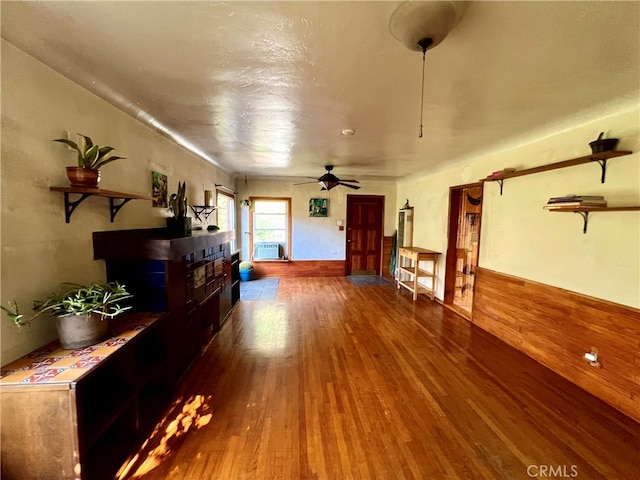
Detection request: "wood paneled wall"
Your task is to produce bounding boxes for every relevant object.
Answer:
[382,235,394,279]
[253,260,345,278]
[252,236,393,279]
[473,267,640,423]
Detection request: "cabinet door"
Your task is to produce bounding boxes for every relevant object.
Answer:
[1,387,79,479]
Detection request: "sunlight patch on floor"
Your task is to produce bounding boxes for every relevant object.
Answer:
[117,394,212,479]
[251,303,289,353]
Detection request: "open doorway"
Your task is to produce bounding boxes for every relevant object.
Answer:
[444,183,483,319]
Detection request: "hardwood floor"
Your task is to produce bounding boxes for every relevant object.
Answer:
[119,278,640,480]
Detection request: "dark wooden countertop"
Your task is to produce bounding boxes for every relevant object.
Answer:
[93,227,235,260]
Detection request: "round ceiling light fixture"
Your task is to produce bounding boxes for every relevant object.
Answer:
[341,128,356,136]
[389,1,469,137]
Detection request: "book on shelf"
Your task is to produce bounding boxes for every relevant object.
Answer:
[544,203,607,210]
[485,168,516,179]
[544,194,607,210]
[547,194,605,204]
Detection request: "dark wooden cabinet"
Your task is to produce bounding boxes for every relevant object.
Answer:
[231,250,240,306]
[0,313,169,480]
[93,228,238,386]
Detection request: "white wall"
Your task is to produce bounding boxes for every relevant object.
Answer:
[398,103,640,308]
[236,178,397,261]
[1,40,232,363]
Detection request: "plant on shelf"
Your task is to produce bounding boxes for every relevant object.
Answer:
[1,282,132,349]
[239,261,254,282]
[167,181,192,236]
[53,133,126,188]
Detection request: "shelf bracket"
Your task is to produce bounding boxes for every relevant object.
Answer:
[189,205,217,222]
[62,192,93,223]
[593,158,607,183]
[576,211,589,234]
[497,179,504,196]
[109,197,133,222]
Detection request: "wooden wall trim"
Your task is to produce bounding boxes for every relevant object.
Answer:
[473,267,640,423]
[253,260,345,278]
[382,235,393,279]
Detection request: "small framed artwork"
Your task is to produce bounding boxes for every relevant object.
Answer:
[309,198,328,217]
[151,171,168,207]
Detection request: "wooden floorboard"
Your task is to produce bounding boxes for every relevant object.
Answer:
[119,277,640,480]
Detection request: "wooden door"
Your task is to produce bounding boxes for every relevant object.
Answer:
[346,195,384,275]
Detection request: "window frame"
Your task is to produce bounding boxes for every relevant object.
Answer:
[216,189,236,250]
[248,197,292,261]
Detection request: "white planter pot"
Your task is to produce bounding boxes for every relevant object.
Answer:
[56,313,109,349]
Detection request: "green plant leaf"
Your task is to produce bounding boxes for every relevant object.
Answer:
[84,145,100,168]
[53,139,79,151]
[92,155,126,170]
[0,301,26,327]
[76,133,93,151]
[98,146,115,157]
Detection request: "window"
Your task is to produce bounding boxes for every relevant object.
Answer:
[216,190,236,250]
[249,198,291,260]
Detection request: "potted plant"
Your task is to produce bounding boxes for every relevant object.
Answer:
[167,181,192,236]
[239,261,254,281]
[53,133,126,188]
[1,282,132,349]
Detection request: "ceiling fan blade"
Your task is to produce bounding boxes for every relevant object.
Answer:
[338,182,361,190]
[337,179,359,183]
[294,180,321,186]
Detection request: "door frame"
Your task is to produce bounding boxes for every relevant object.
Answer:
[345,195,385,275]
[444,182,484,315]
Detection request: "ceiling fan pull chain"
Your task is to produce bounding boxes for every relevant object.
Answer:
[418,39,431,139]
[419,49,425,138]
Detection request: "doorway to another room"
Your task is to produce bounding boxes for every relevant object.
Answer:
[444,183,483,319]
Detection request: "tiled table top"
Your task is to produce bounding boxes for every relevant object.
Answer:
[0,312,163,386]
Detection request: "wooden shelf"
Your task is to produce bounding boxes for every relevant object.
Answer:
[396,247,440,301]
[482,150,633,195]
[50,187,153,223]
[547,206,640,233]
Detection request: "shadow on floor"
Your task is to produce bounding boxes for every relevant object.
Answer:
[346,275,392,286]
[240,277,280,300]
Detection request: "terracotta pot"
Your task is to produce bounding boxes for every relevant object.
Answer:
[66,167,100,188]
[56,313,109,349]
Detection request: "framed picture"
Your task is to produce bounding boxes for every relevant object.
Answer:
[309,198,328,217]
[151,171,168,207]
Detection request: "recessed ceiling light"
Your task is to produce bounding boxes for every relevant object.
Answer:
[341,129,356,136]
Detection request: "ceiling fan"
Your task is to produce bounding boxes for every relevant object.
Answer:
[294,165,361,191]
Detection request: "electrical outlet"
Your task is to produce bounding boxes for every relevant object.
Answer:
[584,347,601,368]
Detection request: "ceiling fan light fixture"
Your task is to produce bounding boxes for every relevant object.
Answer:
[340,128,356,136]
[389,1,469,137]
[388,1,468,52]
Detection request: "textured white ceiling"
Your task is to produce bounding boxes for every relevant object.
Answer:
[2,1,639,181]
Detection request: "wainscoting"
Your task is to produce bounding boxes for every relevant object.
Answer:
[253,236,394,279]
[473,267,640,423]
[382,235,394,278]
[253,260,345,278]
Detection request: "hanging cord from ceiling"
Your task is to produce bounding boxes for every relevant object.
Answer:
[388,1,469,138]
[418,38,433,138]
